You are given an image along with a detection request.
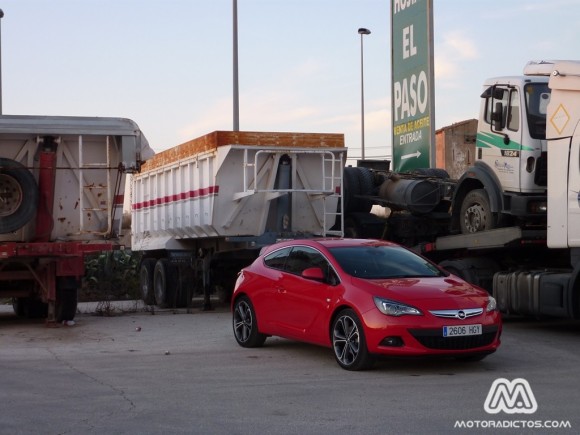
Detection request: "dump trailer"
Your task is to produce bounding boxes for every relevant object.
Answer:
[131,131,346,308]
[0,115,150,322]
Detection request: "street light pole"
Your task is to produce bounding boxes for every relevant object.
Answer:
[358,28,370,161]
[0,9,4,115]
[232,0,239,131]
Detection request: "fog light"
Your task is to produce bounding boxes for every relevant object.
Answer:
[380,336,404,347]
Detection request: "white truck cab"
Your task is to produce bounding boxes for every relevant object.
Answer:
[452,61,553,233]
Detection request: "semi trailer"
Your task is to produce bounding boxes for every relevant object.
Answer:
[131,131,348,309]
[0,115,150,322]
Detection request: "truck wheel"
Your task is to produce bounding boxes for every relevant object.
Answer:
[344,167,373,213]
[0,158,39,233]
[460,189,495,234]
[439,257,499,292]
[356,167,374,213]
[343,167,361,213]
[175,265,192,308]
[12,298,25,317]
[139,258,157,305]
[13,298,49,318]
[56,277,79,322]
[154,259,176,308]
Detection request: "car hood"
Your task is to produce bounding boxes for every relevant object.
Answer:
[351,275,488,305]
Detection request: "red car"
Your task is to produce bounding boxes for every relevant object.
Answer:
[232,238,502,370]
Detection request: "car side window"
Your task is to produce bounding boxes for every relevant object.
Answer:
[285,247,314,275]
[285,246,340,285]
[263,247,292,271]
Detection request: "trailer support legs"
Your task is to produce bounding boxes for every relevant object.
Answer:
[45,262,57,325]
[202,253,212,311]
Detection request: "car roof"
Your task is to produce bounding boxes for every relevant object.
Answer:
[262,238,399,254]
[314,238,397,248]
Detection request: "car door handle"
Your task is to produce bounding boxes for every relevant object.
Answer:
[276,287,286,294]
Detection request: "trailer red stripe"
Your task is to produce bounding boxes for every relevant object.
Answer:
[132,185,219,210]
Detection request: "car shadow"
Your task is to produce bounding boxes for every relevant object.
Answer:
[260,336,499,374]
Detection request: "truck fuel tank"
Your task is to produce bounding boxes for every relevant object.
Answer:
[378,175,443,214]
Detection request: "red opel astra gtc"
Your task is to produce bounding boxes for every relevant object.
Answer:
[231,238,501,370]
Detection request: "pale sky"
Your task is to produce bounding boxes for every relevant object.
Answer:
[2,0,579,164]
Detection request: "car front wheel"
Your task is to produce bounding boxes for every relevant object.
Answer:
[233,296,267,348]
[332,309,374,371]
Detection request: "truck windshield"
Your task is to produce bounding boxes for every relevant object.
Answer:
[525,83,550,139]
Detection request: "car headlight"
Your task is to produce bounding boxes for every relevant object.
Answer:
[486,296,498,312]
[374,297,422,317]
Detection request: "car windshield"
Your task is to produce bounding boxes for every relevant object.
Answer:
[328,245,444,279]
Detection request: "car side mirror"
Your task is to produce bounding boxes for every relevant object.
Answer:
[302,267,325,281]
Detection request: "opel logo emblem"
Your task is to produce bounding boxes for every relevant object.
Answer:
[457,310,466,320]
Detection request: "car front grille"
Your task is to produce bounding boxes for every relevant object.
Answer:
[408,326,499,350]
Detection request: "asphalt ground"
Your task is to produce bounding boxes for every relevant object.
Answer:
[0,302,579,434]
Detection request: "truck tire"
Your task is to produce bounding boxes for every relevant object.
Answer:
[439,257,500,293]
[0,158,39,233]
[343,167,361,213]
[56,277,79,322]
[460,189,495,234]
[139,258,157,305]
[175,265,192,308]
[12,297,48,319]
[344,212,386,239]
[356,167,374,213]
[154,259,176,308]
[344,167,373,213]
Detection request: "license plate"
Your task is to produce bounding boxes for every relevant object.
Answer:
[443,324,482,337]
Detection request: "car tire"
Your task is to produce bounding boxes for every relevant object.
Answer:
[0,157,39,234]
[232,296,267,348]
[332,309,374,371]
[460,189,495,234]
[139,258,157,305]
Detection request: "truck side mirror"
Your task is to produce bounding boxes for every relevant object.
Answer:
[492,101,505,131]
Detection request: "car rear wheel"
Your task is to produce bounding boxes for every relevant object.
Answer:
[332,309,374,371]
[232,296,266,348]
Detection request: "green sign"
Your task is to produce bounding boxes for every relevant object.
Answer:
[391,0,435,172]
